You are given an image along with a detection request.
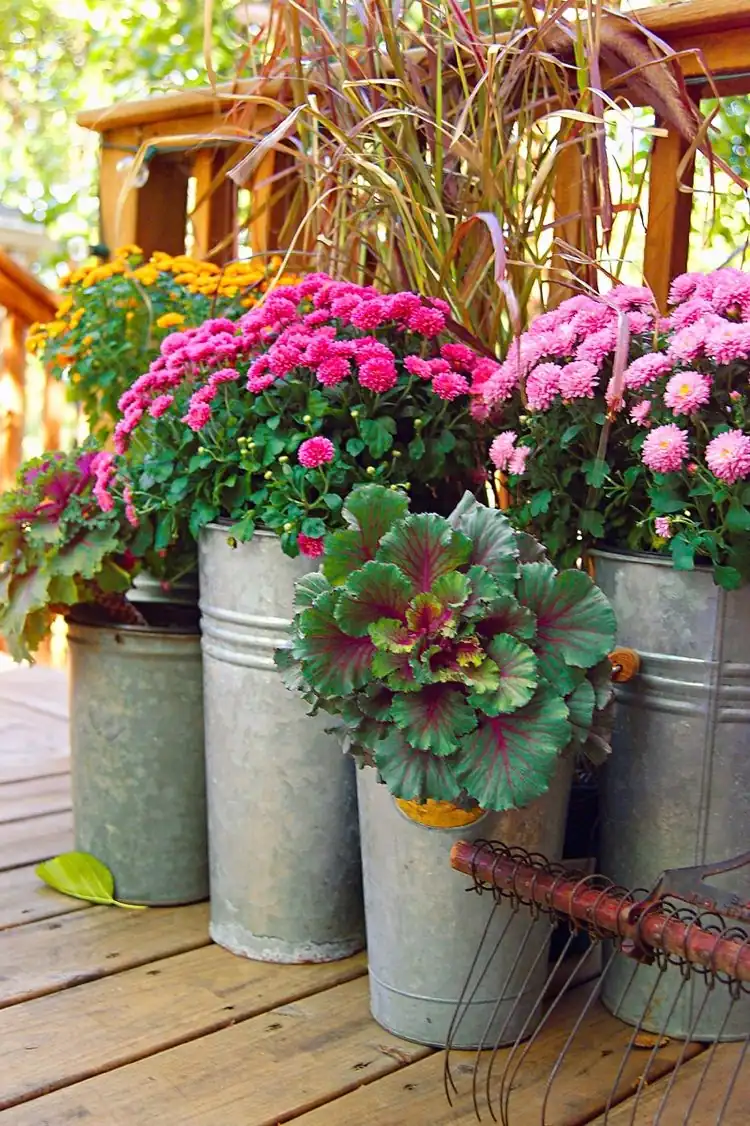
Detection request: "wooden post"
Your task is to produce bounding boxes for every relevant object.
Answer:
[192,148,238,263]
[0,315,26,489]
[99,143,190,258]
[644,124,696,311]
[42,369,65,452]
[550,142,586,306]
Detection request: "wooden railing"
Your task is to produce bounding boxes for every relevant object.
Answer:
[0,249,61,489]
[76,0,750,308]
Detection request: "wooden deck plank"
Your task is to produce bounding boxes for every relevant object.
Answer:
[0,775,71,824]
[0,902,210,1008]
[292,992,704,1126]
[0,947,367,1111]
[0,759,70,786]
[0,976,430,1126]
[0,811,73,872]
[593,1039,748,1125]
[0,864,88,931]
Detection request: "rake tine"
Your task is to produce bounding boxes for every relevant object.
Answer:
[602,957,669,1122]
[444,895,510,1105]
[714,1030,750,1126]
[676,992,736,1126]
[497,925,584,1126]
[651,976,717,1126]
[540,941,621,1124]
[475,911,553,1123]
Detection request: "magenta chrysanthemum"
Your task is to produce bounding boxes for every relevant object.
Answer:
[149,394,174,419]
[663,369,712,416]
[432,372,470,400]
[705,430,750,484]
[641,424,689,473]
[654,517,673,539]
[298,533,325,558]
[317,357,350,387]
[404,355,433,380]
[182,402,212,432]
[358,356,398,393]
[298,436,336,469]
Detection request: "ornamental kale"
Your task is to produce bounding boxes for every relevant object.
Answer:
[277,485,617,812]
[96,273,498,560]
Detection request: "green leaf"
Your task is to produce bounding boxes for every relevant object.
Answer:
[301,517,327,539]
[436,430,456,454]
[726,502,750,533]
[323,485,410,586]
[298,591,375,695]
[447,492,519,587]
[55,526,121,580]
[35,852,145,910]
[530,489,552,517]
[582,459,608,488]
[671,533,695,571]
[322,493,343,511]
[566,678,596,745]
[580,509,605,538]
[517,563,616,688]
[373,730,461,803]
[408,435,426,460]
[360,417,396,458]
[390,684,477,756]
[378,513,472,593]
[472,635,538,714]
[230,513,256,543]
[714,564,743,591]
[346,438,366,457]
[292,572,331,612]
[650,484,686,515]
[189,500,219,539]
[561,423,583,447]
[474,591,537,642]
[335,562,412,636]
[454,685,571,811]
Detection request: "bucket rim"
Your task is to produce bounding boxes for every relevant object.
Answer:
[66,617,200,640]
[588,546,712,572]
[203,521,277,542]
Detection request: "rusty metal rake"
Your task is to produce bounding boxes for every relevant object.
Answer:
[443,841,750,1125]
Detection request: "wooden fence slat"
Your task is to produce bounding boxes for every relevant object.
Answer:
[0,947,366,1111]
[192,148,238,263]
[0,902,209,1009]
[0,977,430,1126]
[644,124,697,311]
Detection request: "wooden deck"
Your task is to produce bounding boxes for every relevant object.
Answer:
[0,664,747,1125]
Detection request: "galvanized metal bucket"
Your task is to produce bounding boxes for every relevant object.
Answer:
[594,548,750,1041]
[68,619,208,906]
[356,760,573,1049]
[126,569,199,607]
[198,524,364,963]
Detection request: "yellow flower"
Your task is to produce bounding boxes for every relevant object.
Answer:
[58,296,74,317]
[114,244,142,258]
[156,313,186,329]
[174,272,198,285]
[70,308,85,328]
[82,335,94,346]
[45,321,68,338]
[218,285,238,298]
[126,311,135,321]
[132,265,159,286]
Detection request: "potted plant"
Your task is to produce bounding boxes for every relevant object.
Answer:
[277,483,616,1048]
[27,245,297,439]
[483,268,750,1040]
[98,271,499,963]
[0,444,207,906]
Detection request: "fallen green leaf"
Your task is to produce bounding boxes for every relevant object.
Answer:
[36,852,146,910]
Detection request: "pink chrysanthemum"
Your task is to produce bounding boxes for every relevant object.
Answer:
[123,485,139,529]
[575,326,618,366]
[669,297,714,330]
[654,517,672,540]
[298,533,325,558]
[404,355,433,380]
[149,394,174,419]
[623,353,672,390]
[705,430,750,484]
[406,307,446,337]
[667,323,711,364]
[317,357,350,387]
[663,369,712,416]
[182,402,212,432]
[558,360,599,401]
[298,436,336,469]
[358,357,398,393]
[669,272,703,304]
[508,446,530,476]
[525,363,562,411]
[641,424,689,473]
[630,400,651,426]
[704,321,750,366]
[489,431,518,471]
[432,372,470,400]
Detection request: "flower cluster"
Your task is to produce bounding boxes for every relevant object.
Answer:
[485,269,750,589]
[27,246,299,438]
[100,273,497,559]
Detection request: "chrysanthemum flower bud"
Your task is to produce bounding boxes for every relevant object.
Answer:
[279,455,289,463]
[366,465,376,476]
[284,522,294,532]
[303,414,312,423]
[351,409,359,419]
[264,470,273,480]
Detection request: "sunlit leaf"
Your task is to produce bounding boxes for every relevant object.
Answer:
[335,561,412,636]
[36,852,145,910]
[369,617,416,653]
